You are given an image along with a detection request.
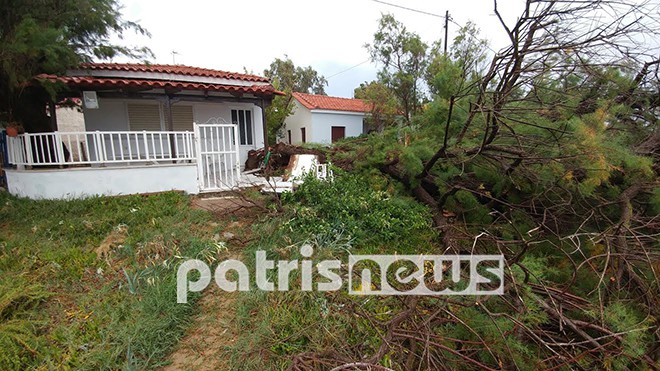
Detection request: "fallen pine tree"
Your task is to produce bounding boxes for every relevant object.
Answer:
[271,1,660,369]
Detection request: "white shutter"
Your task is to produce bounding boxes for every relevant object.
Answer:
[128,104,162,131]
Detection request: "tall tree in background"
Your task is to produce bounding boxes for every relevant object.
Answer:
[354,81,399,132]
[0,0,151,132]
[263,56,328,144]
[366,14,428,122]
[426,21,489,99]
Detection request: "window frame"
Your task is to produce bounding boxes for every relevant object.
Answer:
[230,108,254,146]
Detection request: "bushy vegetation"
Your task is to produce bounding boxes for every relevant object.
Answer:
[284,171,435,252]
[0,192,218,369]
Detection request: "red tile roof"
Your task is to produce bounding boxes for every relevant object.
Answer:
[292,92,371,113]
[37,74,282,96]
[35,63,283,97]
[77,63,269,82]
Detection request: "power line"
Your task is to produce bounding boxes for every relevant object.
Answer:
[370,0,443,18]
[326,2,454,81]
[369,0,456,50]
[369,0,499,55]
[370,0,462,28]
[326,59,371,79]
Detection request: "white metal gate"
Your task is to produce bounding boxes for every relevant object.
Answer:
[194,118,241,191]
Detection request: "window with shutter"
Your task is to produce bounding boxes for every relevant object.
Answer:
[127,104,162,131]
[170,105,194,131]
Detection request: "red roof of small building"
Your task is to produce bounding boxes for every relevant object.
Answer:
[292,92,371,113]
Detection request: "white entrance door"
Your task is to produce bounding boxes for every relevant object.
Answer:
[194,118,241,191]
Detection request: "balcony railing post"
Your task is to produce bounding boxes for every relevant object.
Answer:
[193,123,203,190]
[24,133,34,167]
[143,131,149,160]
[93,131,105,164]
[54,131,66,167]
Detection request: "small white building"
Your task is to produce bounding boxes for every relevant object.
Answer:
[284,92,370,145]
[2,63,281,199]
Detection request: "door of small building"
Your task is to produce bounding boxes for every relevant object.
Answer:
[331,126,345,143]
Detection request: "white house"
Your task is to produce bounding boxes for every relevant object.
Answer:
[2,63,282,199]
[284,92,371,145]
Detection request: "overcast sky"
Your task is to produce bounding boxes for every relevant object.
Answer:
[112,1,532,97]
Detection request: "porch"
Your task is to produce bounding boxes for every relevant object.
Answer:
[2,123,244,199]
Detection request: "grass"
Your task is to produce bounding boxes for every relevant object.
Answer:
[0,191,219,369]
[224,173,440,369]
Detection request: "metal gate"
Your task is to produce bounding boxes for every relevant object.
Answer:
[194,118,241,191]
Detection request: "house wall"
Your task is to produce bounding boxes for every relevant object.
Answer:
[310,111,365,144]
[193,102,263,164]
[83,99,129,131]
[5,164,198,199]
[79,98,263,168]
[55,107,85,132]
[283,100,313,144]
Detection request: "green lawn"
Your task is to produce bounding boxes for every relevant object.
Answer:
[0,191,218,369]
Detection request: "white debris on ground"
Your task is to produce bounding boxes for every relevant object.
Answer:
[238,154,332,193]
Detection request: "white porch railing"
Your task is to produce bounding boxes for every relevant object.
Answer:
[6,130,195,167]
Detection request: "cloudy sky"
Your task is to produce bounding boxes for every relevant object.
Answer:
[112,0,527,97]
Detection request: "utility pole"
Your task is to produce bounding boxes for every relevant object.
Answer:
[443,10,449,56]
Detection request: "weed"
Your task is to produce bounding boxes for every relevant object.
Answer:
[0,191,214,369]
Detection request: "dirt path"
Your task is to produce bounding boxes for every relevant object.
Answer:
[163,286,239,370]
[163,196,263,370]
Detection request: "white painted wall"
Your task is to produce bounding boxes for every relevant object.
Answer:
[284,100,313,144]
[5,164,198,199]
[282,100,366,145]
[56,107,85,132]
[80,98,264,168]
[310,111,365,145]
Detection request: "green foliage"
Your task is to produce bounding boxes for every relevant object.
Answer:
[354,80,400,131]
[264,56,328,95]
[426,54,463,99]
[600,302,652,369]
[367,14,428,121]
[262,56,328,143]
[426,22,488,99]
[283,171,435,252]
[0,278,49,369]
